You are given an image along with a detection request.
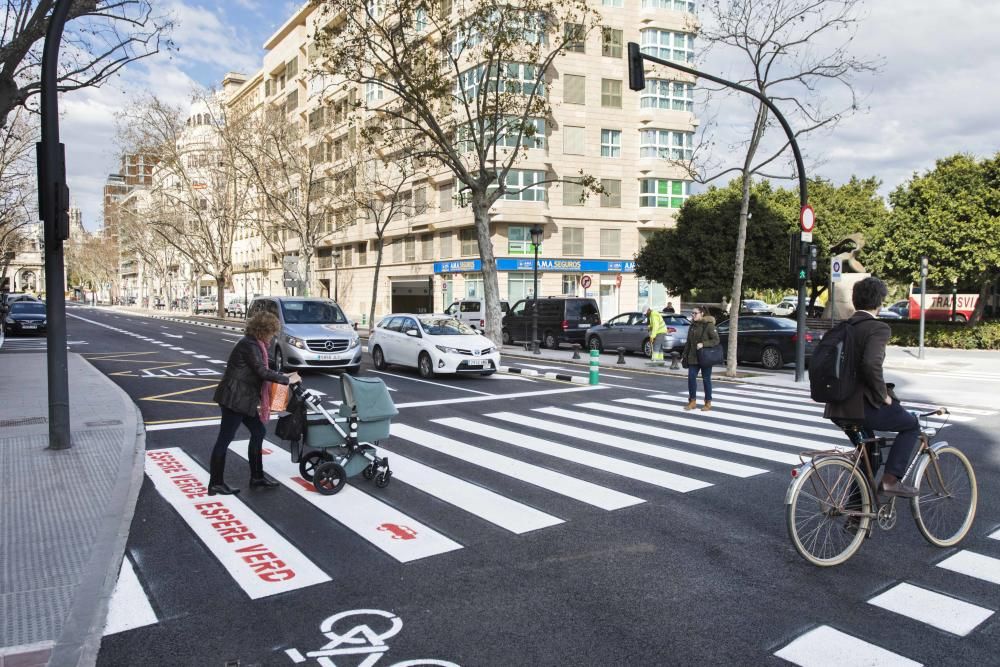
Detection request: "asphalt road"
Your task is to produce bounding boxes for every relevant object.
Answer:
[25,306,1000,665]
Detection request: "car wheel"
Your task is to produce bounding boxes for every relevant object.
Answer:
[588,336,603,353]
[372,345,387,370]
[274,347,286,372]
[543,331,557,349]
[952,313,968,323]
[418,352,435,378]
[760,345,784,370]
[642,338,652,358]
[501,328,511,345]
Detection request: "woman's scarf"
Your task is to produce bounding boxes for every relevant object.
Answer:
[256,338,271,424]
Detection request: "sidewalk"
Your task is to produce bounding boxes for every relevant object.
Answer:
[0,353,145,667]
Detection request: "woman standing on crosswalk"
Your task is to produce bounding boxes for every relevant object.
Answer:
[682,307,720,412]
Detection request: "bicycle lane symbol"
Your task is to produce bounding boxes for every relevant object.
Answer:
[284,608,460,667]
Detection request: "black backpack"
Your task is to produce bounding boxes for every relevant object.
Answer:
[809,320,859,403]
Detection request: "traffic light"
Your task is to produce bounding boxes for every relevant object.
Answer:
[807,244,818,278]
[627,42,645,92]
[789,232,804,279]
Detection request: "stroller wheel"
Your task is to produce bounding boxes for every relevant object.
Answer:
[362,463,376,480]
[314,462,347,495]
[375,469,392,489]
[299,451,331,482]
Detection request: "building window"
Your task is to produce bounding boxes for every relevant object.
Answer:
[420,234,433,260]
[639,179,691,208]
[285,57,298,80]
[600,129,621,157]
[601,179,622,208]
[414,6,428,31]
[340,245,353,267]
[562,178,584,206]
[285,90,299,113]
[465,273,483,298]
[601,79,622,108]
[440,230,453,257]
[358,242,367,265]
[460,228,477,256]
[602,28,623,58]
[564,22,586,53]
[365,82,384,105]
[496,116,546,149]
[439,183,453,212]
[640,129,694,160]
[640,79,695,111]
[562,274,578,295]
[563,74,585,104]
[642,0,696,11]
[404,235,416,262]
[563,125,585,155]
[562,227,584,256]
[507,272,535,301]
[638,229,656,251]
[508,225,535,255]
[640,29,695,64]
[392,238,402,263]
[497,169,546,201]
[600,229,621,257]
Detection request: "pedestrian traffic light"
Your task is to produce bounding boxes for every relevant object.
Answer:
[627,42,645,92]
[789,232,805,279]
[808,244,818,277]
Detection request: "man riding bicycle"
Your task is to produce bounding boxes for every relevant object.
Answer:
[823,277,921,497]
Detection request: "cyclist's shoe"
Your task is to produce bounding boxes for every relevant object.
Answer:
[878,478,918,498]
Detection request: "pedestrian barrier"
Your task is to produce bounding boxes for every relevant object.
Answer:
[589,348,600,385]
[670,351,681,370]
[571,344,581,360]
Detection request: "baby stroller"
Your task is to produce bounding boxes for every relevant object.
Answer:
[281,375,397,495]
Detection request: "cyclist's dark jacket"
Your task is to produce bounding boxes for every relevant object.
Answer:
[822,311,891,422]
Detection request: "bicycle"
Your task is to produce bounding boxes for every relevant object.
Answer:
[785,407,977,567]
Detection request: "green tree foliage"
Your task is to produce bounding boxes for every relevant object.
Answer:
[869,153,1000,323]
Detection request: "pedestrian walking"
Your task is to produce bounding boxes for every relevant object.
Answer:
[663,302,676,314]
[644,305,668,365]
[681,307,720,411]
[208,311,301,496]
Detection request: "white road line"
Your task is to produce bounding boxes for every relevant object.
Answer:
[102,557,157,636]
[724,386,977,422]
[367,369,493,395]
[867,582,993,637]
[210,359,227,364]
[186,331,198,335]
[222,336,241,342]
[990,529,1000,541]
[390,424,643,511]
[182,350,197,355]
[510,410,766,478]
[774,625,921,667]
[937,550,1000,585]
[233,441,462,562]
[536,406,802,465]
[619,397,844,440]
[394,385,601,409]
[600,373,632,379]
[144,448,329,598]
[489,373,536,382]
[442,416,711,493]
[194,354,210,359]
[371,444,563,534]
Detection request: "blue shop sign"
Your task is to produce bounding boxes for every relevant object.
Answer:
[434,258,634,273]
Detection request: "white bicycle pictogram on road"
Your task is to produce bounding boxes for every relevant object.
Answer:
[285,608,459,667]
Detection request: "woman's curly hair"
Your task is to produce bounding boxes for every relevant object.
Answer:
[245,312,281,340]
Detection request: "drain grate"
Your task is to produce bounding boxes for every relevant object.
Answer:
[0,416,47,428]
[84,419,123,428]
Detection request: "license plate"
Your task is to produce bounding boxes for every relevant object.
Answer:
[578,323,590,329]
[317,354,336,360]
[467,359,485,366]
[22,324,37,329]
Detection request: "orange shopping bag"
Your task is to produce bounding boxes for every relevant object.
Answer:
[269,383,290,412]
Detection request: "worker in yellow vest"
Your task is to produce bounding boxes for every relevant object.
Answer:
[645,305,668,365]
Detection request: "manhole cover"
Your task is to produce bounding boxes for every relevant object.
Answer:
[0,416,47,428]
[84,419,123,427]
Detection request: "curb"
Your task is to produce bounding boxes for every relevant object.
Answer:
[500,365,592,384]
[99,306,245,333]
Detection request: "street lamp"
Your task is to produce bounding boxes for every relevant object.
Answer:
[530,224,544,354]
[242,262,249,318]
[333,250,341,302]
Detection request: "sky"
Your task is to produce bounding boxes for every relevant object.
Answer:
[62,0,1000,231]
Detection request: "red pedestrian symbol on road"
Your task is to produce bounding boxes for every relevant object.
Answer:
[377,523,418,540]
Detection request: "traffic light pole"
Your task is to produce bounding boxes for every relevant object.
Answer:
[627,43,811,381]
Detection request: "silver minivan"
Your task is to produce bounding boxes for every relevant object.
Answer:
[444,298,509,331]
[247,296,361,373]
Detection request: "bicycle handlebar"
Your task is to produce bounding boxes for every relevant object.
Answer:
[918,407,949,418]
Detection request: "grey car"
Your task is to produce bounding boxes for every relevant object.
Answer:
[247,296,362,373]
[586,312,690,357]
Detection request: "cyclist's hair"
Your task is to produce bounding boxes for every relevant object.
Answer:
[852,276,889,311]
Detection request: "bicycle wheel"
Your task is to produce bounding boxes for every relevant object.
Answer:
[787,457,873,567]
[911,446,977,547]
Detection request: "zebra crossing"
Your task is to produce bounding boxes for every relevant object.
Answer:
[112,384,996,641]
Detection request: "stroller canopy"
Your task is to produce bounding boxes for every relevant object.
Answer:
[341,375,398,422]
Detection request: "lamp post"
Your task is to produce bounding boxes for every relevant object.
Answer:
[530,225,544,354]
[243,262,249,318]
[333,250,341,302]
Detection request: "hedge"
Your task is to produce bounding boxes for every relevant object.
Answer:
[888,321,1000,350]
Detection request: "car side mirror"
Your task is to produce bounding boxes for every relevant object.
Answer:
[405,329,419,337]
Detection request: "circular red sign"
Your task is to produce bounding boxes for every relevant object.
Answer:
[800,205,816,232]
[580,275,592,289]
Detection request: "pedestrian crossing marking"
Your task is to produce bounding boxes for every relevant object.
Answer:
[867,582,993,637]
[443,416,712,492]
[103,557,157,636]
[936,550,1000,586]
[774,625,921,667]
[391,423,644,510]
[538,405,802,465]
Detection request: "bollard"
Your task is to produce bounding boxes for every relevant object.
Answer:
[670,351,681,370]
[616,347,626,365]
[532,339,541,355]
[523,341,531,352]
[589,348,600,385]
[572,344,581,360]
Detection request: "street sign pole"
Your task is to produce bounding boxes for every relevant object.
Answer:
[794,206,816,382]
[829,257,842,321]
[918,256,928,360]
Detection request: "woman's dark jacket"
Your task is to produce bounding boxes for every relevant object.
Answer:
[681,315,721,365]
[213,336,288,417]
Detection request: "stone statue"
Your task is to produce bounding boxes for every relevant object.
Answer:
[829,233,866,273]
[826,233,870,320]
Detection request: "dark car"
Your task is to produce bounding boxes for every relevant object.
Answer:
[586,312,690,356]
[740,299,772,315]
[887,300,910,318]
[716,315,821,370]
[501,296,601,349]
[4,300,46,336]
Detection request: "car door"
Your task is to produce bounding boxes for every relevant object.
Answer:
[398,317,423,367]
[739,317,767,362]
[505,300,528,343]
[601,313,627,348]
[378,316,404,363]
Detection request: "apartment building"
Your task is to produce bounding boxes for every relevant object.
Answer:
[228,0,698,323]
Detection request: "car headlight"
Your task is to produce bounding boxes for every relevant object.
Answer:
[480,346,496,355]
[435,345,460,354]
[286,335,306,349]
[349,336,360,349]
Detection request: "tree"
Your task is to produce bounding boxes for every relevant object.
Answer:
[315,0,602,345]
[0,0,174,128]
[694,0,877,375]
[870,153,1000,325]
[0,107,36,283]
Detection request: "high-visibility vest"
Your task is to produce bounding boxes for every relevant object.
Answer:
[648,309,667,337]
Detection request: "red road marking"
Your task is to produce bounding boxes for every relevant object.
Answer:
[291,476,315,493]
[377,523,418,540]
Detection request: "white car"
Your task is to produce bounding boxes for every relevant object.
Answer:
[368,314,500,378]
[771,301,796,317]
[443,298,509,331]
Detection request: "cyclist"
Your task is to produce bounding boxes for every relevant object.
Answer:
[823,277,920,497]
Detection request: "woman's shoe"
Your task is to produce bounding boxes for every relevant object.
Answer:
[684,399,697,410]
[207,483,240,496]
[249,475,280,489]
[701,401,712,412]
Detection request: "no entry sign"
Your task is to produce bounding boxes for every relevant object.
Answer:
[581,275,592,289]
[800,205,815,242]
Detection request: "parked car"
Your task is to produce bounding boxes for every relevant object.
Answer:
[225,299,246,318]
[716,315,821,370]
[501,296,601,349]
[4,293,40,306]
[4,300,46,336]
[740,299,772,315]
[247,296,361,373]
[369,314,499,378]
[586,312,690,356]
[195,296,218,314]
[887,300,910,318]
[878,308,902,320]
[443,298,509,331]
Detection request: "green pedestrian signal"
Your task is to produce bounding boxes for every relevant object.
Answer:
[798,268,807,280]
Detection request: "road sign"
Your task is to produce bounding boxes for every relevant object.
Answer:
[580,275,592,289]
[831,258,842,283]
[800,205,815,232]
[615,274,622,288]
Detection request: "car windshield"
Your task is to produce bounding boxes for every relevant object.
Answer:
[11,302,45,314]
[281,300,347,324]
[744,300,767,308]
[418,317,476,335]
[763,317,797,329]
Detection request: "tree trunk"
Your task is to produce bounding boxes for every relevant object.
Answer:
[368,238,384,335]
[301,246,312,297]
[970,277,992,325]
[473,199,502,346]
[216,275,226,318]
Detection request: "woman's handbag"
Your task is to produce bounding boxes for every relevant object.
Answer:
[697,344,724,367]
[269,383,290,412]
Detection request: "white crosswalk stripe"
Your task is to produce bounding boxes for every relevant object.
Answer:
[775,625,921,666]
[867,582,993,637]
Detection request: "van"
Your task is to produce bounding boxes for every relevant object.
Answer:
[443,298,509,331]
[501,296,601,349]
[247,296,362,373]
